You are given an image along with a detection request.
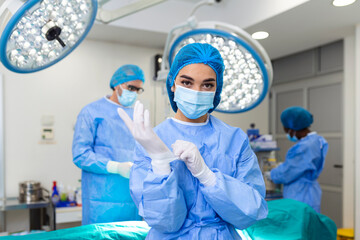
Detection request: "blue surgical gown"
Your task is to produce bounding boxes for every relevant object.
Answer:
[130,116,268,239]
[270,132,328,213]
[72,97,141,225]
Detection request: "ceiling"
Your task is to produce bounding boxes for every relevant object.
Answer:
[87,0,360,59]
[246,0,360,59]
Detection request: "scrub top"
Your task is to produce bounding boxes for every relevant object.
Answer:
[271,132,328,213]
[130,115,268,239]
[73,97,141,225]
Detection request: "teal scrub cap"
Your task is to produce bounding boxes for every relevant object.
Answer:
[281,106,313,131]
[110,64,145,89]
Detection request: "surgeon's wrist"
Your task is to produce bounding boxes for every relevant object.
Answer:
[149,151,176,175]
[106,161,120,174]
[148,151,177,162]
[151,161,171,175]
[194,167,216,187]
[117,162,133,179]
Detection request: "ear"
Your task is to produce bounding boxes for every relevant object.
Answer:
[116,85,122,95]
[171,84,175,93]
[290,129,296,137]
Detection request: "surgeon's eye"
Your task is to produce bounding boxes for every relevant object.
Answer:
[181,80,193,87]
[127,85,137,91]
[202,83,215,90]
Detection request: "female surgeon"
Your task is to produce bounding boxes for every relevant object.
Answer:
[118,43,268,239]
[268,106,328,213]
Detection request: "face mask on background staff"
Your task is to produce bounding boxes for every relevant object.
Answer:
[287,132,298,142]
[117,85,138,107]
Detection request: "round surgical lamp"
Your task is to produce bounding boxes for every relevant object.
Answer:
[167,21,273,113]
[0,0,97,73]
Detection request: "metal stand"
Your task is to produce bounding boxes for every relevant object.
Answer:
[0,197,54,232]
[253,148,283,200]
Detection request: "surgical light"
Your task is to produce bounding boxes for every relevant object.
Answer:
[160,20,273,113]
[0,0,98,73]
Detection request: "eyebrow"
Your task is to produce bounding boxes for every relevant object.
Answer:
[203,78,216,82]
[179,75,216,82]
[179,75,194,81]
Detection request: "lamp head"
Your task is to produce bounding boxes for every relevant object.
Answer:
[0,0,97,73]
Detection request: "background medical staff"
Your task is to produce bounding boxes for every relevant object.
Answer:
[72,64,144,225]
[118,43,268,239]
[268,106,328,213]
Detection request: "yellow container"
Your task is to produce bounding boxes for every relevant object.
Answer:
[337,228,354,240]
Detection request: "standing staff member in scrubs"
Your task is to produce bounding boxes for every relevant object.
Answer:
[118,43,268,239]
[72,64,145,225]
[268,106,328,213]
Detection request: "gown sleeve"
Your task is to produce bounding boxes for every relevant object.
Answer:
[72,108,112,174]
[200,138,268,230]
[130,143,187,233]
[270,143,316,184]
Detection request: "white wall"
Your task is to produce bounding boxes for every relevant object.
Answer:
[354,24,360,240]
[343,35,355,229]
[342,26,360,236]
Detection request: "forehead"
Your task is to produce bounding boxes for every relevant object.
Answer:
[177,63,216,79]
[125,80,143,86]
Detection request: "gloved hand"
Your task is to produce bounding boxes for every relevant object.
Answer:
[172,140,216,187]
[106,161,133,178]
[263,171,271,180]
[118,101,177,175]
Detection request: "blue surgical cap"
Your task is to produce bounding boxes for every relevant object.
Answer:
[110,64,145,89]
[166,43,225,113]
[281,106,313,131]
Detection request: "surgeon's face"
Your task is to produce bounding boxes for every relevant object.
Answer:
[284,127,296,137]
[284,127,289,133]
[116,79,144,96]
[171,63,217,92]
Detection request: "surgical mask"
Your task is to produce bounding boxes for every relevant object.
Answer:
[287,133,298,142]
[174,85,215,119]
[117,85,137,107]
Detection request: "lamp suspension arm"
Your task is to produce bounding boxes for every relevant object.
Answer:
[0,10,10,36]
[0,0,14,17]
[0,0,23,16]
[188,0,217,17]
[160,17,197,71]
[96,0,167,24]
[0,0,23,38]
[162,0,223,71]
[97,0,111,7]
[155,16,198,81]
